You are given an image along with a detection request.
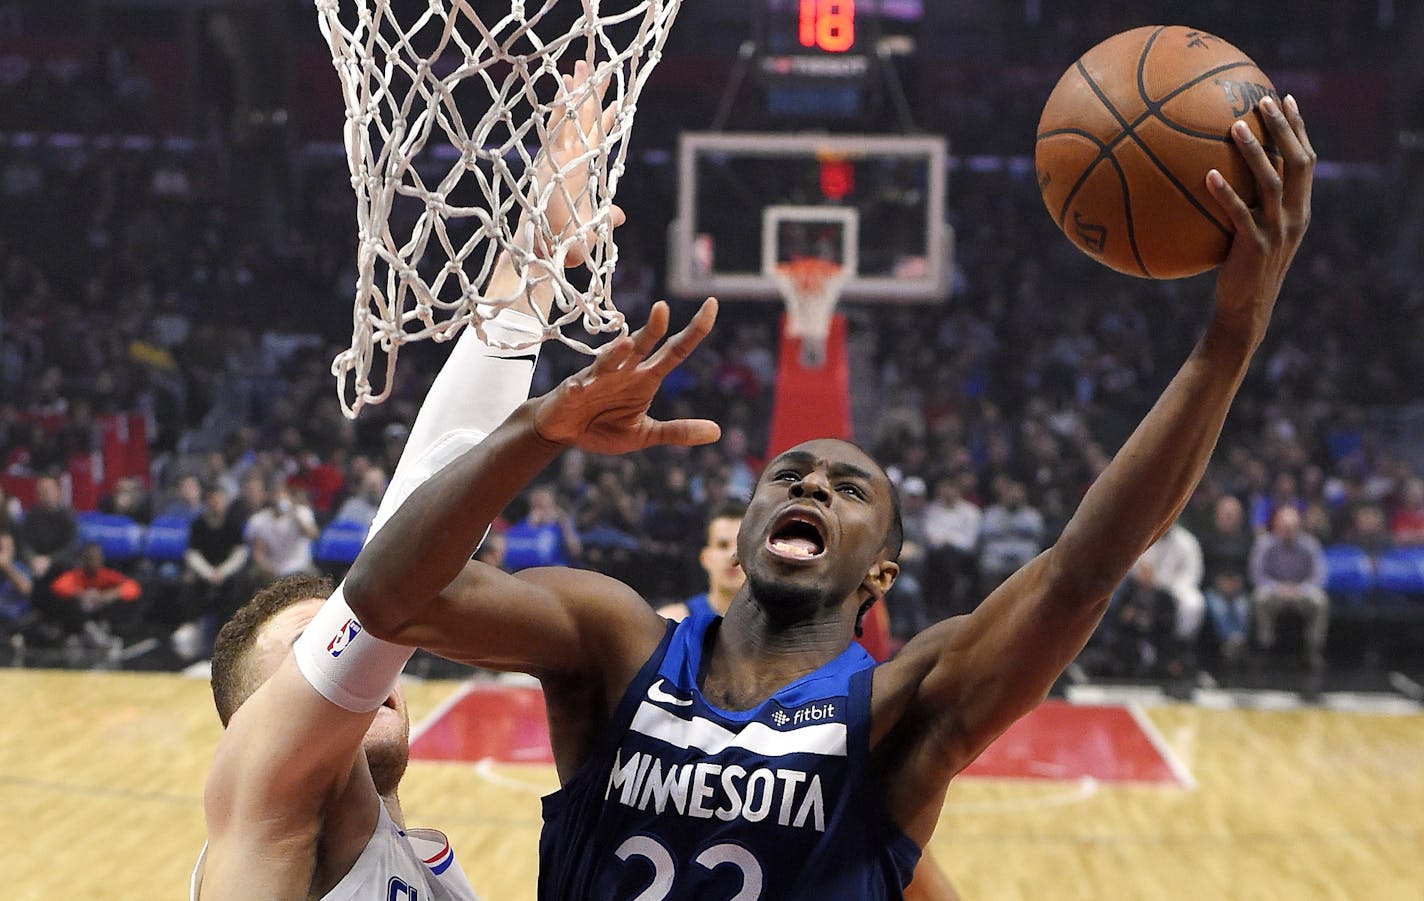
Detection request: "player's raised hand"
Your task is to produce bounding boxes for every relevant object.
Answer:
[1205,94,1315,344]
[536,59,626,266]
[533,299,720,453]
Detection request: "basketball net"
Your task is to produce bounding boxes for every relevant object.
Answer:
[314,0,683,417]
[771,257,847,368]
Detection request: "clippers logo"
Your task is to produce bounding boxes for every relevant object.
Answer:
[388,878,418,900]
[327,617,362,658]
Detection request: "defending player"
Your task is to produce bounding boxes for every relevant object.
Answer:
[194,64,615,899]
[344,98,1314,898]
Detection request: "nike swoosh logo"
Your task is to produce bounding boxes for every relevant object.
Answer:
[648,679,693,707]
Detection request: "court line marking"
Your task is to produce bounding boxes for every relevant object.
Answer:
[408,681,477,745]
[1127,703,1197,790]
[471,758,557,795]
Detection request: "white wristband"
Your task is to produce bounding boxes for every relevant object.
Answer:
[293,584,413,713]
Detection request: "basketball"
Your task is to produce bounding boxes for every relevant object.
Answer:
[1035,25,1280,279]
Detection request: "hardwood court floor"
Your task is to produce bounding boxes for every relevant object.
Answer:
[2,668,1421,900]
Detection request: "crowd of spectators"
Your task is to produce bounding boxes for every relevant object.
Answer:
[1,86,1422,681]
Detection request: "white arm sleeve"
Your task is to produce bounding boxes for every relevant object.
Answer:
[294,308,543,712]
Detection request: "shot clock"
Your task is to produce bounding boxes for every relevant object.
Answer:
[759,0,872,118]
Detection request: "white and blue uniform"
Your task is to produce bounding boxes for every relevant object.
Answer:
[538,612,921,899]
[191,805,479,901]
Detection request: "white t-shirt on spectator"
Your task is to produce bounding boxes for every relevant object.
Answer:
[924,499,983,554]
[245,504,317,576]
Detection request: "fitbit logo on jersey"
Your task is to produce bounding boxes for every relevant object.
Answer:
[771,701,837,729]
[327,618,362,657]
[791,701,835,725]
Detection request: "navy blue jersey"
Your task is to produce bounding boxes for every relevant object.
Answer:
[683,592,717,620]
[538,613,920,900]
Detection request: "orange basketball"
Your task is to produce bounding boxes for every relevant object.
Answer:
[1035,25,1280,279]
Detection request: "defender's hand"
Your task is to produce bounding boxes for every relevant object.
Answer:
[537,60,626,267]
[533,299,720,453]
[1205,94,1316,345]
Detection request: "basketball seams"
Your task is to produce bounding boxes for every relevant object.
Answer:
[1059,62,1149,277]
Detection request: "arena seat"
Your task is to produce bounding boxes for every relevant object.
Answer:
[143,515,193,563]
[1374,547,1424,596]
[1323,545,1374,594]
[314,519,369,566]
[75,512,145,562]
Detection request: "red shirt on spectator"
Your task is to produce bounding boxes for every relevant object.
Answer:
[50,566,142,603]
[1390,508,1424,546]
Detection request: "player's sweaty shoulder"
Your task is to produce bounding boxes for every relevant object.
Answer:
[520,565,669,668]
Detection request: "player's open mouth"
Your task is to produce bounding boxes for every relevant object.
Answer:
[767,511,826,560]
[381,692,399,711]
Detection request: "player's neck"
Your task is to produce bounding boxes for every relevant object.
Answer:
[382,791,405,830]
[702,600,852,710]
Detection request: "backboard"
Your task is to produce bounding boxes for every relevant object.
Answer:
[669,132,950,302]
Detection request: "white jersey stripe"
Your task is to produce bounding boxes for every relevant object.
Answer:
[630,702,847,758]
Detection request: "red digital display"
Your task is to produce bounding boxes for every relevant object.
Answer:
[798,0,855,53]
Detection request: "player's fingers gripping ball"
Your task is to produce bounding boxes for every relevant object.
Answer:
[1035,25,1283,279]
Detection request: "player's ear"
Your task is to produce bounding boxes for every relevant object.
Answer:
[862,560,898,600]
[700,545,716,572]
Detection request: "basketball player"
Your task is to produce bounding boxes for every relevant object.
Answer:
[194,63,616,899]
[656,500,746,621]
[344,97,1314,897]
[656,502,960,900]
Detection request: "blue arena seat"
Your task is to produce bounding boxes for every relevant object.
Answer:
[314,519,369,566]
[1323,545,1374,594]
[75,512,145,562]
[143,515,193,563]
[1375,547,1424,595]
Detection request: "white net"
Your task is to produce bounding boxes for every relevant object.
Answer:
[314,0,684,416]
[772,258,848,369]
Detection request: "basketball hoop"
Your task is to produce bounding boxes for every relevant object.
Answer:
[313,0,684,417]
[771,257,847,368]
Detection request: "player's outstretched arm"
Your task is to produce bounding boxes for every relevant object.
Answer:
[883,96,1314,817]
[345,299,720,674]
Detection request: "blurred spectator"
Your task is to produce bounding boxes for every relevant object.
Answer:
[0,484,21,535]
[19,475,77,579]
[475,526,507,570]
[1390,478,1424,546]
[44,542,142,651]
[576,468,642,581]
[230,471,268,526]
[1201,496,1255,669]
[976,477,1043,597]
[244,482,319,585]
[333,467,388,528]
[1345,504,1394,556]
[888,476,932,639]
[640,465,702,599]
[1250,507,1329,680]
[178,485,249,652]
[99,476,153,524]
[923,471,982,617]
[0,529,33,635]
[504,485,582,571]
[1130,523,1205,678]
[158,474,203,521]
